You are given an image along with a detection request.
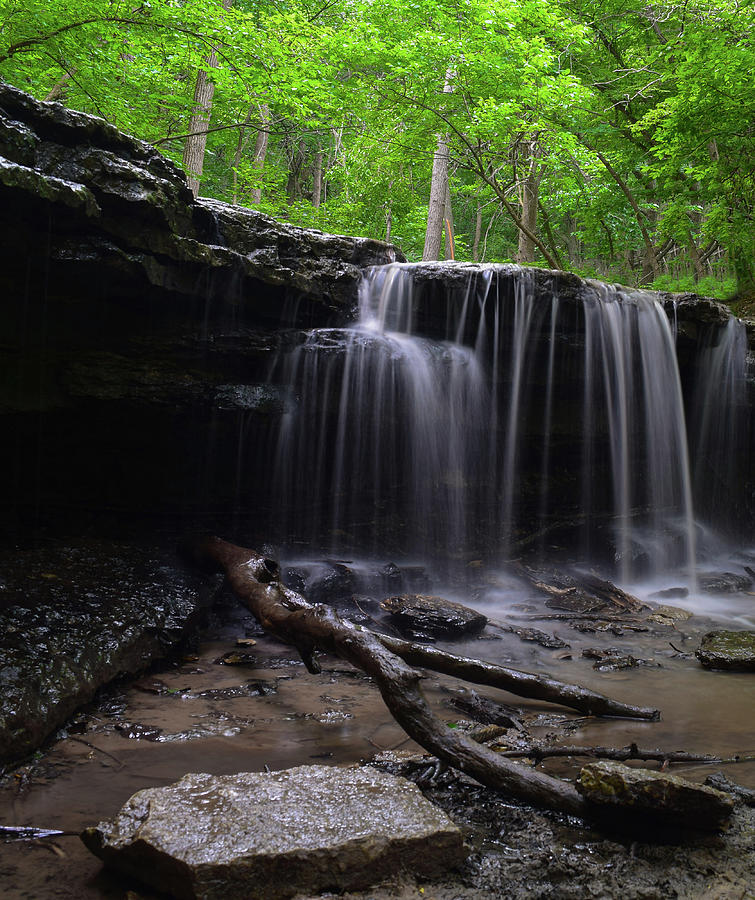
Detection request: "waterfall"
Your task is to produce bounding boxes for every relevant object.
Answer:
[690,317,750,538]
[268,262,745,584]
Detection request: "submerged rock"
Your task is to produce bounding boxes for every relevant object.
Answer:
[648,587,689,600]
[698,572,753,593]
[646,605,693,626]
[696,630,755,671]
[81,765,467,899]
[577,760,734,832]
[381,594,488,637]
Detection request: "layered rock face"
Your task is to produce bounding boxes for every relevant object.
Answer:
[0,82,401,534]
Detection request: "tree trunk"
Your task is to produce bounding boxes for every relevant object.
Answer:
[182,0,233,198]
[250,103,270,206]
[423,69,454,261]
[44,70,75,102]
[187,537,669,820]
[443,177,455,260]
[515,138,543,264]
[538,201,564,270]
[423,133,450,260]
[312,149,323,209]
[286,138,306,202]
[472,203,482,262]
[231,105,254,206]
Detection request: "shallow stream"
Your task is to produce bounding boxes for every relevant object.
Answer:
[1,541,754,898]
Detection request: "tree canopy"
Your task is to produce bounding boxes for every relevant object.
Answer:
[1,0,753,305]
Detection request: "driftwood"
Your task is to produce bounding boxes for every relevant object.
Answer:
[513,562,646,615]
[492,743,745,766]
[188,538,674,817]
[376,635,659,719]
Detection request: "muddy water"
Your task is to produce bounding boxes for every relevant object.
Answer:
[1,572,754,898]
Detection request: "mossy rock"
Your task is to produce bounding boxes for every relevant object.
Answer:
[696,630,755,671]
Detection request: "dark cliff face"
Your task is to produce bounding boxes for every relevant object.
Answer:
[0,82,752,545]
[0,82,403,537]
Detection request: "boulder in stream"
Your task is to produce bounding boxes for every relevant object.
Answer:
[81,765,467,900]
[576,760,734,832]
[696,630,755,671]
[698,572,753,593]
[381,594,488,637]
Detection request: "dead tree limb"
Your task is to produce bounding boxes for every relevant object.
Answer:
[189,537,665,815]
[493,743,739,766]
[376,636,659,720]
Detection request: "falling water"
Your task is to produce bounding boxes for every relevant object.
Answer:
[268,263,746,584]
[690,317,750,537]
[581,284,696,582]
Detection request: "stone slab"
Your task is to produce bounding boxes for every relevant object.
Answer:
[577,760,734,831]
[82,765,467,899]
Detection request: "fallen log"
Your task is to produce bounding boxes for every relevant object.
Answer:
[188,538,735,830]
[376,635,660,720]
[491,743,739,766]
[190,536,586,814]
[189,537,669,817]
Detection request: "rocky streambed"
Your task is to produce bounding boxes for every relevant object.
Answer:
[1,538,755,899]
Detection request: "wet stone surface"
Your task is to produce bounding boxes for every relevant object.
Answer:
[0,545,754,899]
[82,765,467,900]
[696,630,755,671]
[576,760,734,832]
[381,594,488,638]
[0,541,209,765]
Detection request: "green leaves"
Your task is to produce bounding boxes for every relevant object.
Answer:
[1,0,751,297]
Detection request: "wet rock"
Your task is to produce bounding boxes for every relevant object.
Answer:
[497,623,569,649]
[704,772,755,806]
[0,541,206,765]
[646,605,693,626]
[81,765,467,899]
[698,572,753,593]
[0,82,401,317]
[581,648,659,671]
[648,586,689,600]
[696,631,755,671]
[114,722,163,742]
[381,594,487,638]
[213,650,258,667]
[305,563,359,607]
[577,760,735,831]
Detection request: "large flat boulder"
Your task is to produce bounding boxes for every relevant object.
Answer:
[81,765,468,899]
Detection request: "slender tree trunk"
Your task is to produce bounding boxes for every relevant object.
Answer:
[231,105,254,205]
[312,149,323,208]
[515,139,543,264]
[443,178,455,260]
[385,181,394,242]
[250,103,270,206]
[472,202,482,262]
[44,70,75,102]
[182,0,233,198]
[582,138,659,280]
[564,214,581,266]
[286,138,306,202]
[538,201,563,270]
[423,134,450,260]
[423,69,454,261]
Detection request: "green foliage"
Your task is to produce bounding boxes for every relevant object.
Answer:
[1,0,752,301]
